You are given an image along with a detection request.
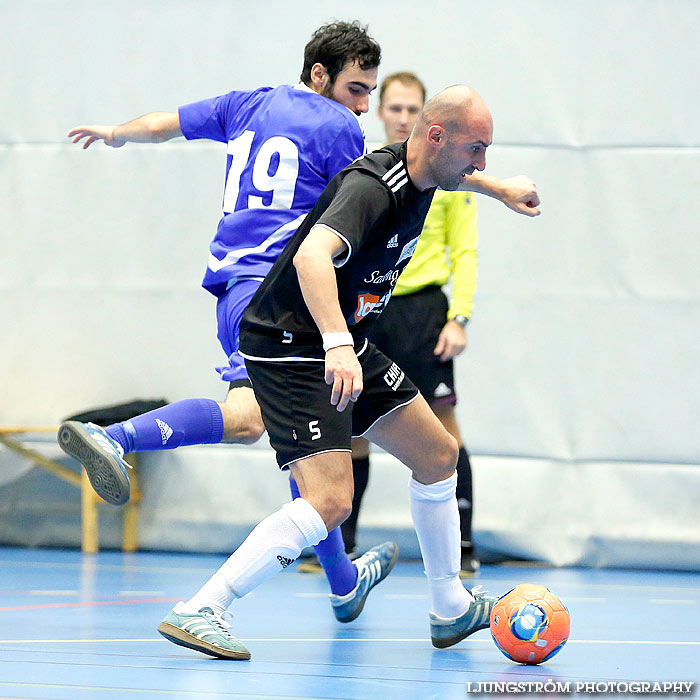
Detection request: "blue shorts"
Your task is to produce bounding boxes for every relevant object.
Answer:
[215,278,263,385]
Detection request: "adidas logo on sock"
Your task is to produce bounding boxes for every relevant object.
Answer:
[277,555,294,569]
[156,418,173,445]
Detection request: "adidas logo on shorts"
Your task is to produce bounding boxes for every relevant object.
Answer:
[277,555,294,569]
[156,418,173,445]
[433,382,452,398]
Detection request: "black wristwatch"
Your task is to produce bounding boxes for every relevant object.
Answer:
[452,315,469,328]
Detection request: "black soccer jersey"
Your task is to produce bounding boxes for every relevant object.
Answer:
[239,141,436,361]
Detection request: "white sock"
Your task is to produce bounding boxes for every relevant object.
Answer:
[409,473,473,618]
[184,498,327,614]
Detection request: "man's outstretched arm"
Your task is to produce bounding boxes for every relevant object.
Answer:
[67,112,182,149]
[293,226,363,413]
[461,173,541,217]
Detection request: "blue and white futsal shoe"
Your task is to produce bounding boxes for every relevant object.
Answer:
[57,421,131,505]
[429,585,498,648]
[158,603,251,660]
[330,541,399,623]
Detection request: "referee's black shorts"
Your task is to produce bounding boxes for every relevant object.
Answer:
[366,285,457,406]
[245,343,419,469]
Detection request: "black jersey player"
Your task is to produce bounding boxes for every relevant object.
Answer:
[155,85,540,660]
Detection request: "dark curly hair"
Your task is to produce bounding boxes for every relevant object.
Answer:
[300,20,381,85]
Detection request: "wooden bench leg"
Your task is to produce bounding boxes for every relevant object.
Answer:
[81,470,99,554]
[0,427,138,554]
[122,454,140,552]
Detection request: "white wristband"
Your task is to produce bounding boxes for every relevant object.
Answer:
[322,331,354,352]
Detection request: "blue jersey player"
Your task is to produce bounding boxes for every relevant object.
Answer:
[64,22,380,465]
[60,21,541,636]
[61,21,395,618]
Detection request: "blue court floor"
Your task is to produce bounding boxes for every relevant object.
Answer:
[0,547,698,699]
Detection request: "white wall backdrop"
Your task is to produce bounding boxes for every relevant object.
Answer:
[1,1,699,563]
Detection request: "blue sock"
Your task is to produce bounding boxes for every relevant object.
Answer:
[289,477,358,595]
[105,399,224,454]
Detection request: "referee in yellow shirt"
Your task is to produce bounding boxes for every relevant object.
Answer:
[352,72,480,576]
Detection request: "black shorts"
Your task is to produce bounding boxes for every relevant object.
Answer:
[365,285,457,406]
[245,343,419,469]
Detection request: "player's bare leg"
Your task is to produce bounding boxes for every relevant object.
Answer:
[432,404,461,443]
[333,435,370,555]
[159,448,397,659]
[293,438,397,602]
[289,451,354,530]
[363,395,495,647]
[290,452,399,621]
[157,453,343,660]
[299,435,369,571]
[364,394,457,485]
[219,386,265,444]
[351,436,370,459]
[59,388,264,504]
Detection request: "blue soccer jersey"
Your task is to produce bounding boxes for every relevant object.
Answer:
[178,84,366,296]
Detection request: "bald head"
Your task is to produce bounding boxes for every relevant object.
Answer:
[417,85,492,140]
[406,84,493,191]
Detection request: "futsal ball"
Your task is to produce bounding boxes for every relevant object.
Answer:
[490,584,570,664]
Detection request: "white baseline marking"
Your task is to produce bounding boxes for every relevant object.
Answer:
[294,593,328,598]
[0,681,305,699]
[4,559,700,595]
[0,559,216,575]
[0,637,699,645]
[384,594,428,599]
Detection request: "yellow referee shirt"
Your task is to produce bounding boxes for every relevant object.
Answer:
[393,189,478,320]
